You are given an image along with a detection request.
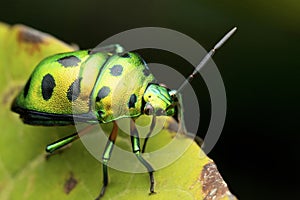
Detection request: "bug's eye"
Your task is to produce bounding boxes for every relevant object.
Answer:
[169,90,177,99]
[144,104,154,115]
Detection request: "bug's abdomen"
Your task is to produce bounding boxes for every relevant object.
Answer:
[91,53,155,123]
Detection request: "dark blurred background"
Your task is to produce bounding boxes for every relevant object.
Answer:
[1,0,299,199]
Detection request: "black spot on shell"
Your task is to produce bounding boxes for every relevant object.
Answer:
[57,55,81,67]
[96,86,110,102]
[110,65,123,76]
[41,74,56,100]
[23,77,31,98]
[128,94,137,108]
[67,78,82,102]
[120,52,130,58]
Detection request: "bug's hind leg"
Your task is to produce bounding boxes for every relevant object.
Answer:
[95,121,118,200]
[45,125,94,158]
[130,119,156,195]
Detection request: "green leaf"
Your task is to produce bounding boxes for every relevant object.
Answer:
[0,22,237,200]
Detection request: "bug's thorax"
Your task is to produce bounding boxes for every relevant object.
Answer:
[89,53,155,123]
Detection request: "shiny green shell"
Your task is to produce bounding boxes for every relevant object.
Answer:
[11,50,155,125]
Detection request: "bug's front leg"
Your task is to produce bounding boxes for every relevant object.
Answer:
[130,119,156,195]
[141,115,156,153]
[95,121,118,200]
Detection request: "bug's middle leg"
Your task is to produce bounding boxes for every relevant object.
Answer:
[96,121,118,200]
[130,119,155,195]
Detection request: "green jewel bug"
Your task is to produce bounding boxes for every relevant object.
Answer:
[11,28,237,199]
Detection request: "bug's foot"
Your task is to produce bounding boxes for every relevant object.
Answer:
[149,171,155,195]
[95,194,102,200]
[149,191,157,195]
[95,186,106,200]
[45,149,66,160]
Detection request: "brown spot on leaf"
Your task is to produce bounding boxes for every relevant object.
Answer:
[64,172,78,194]
[17,26,49,55]
[200,162,237,200]
[18,28,44,44]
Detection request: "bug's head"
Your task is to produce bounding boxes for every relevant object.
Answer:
[142,83,177,117]
[143,83,186,133]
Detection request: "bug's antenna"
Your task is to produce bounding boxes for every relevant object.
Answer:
[176,27,237,94]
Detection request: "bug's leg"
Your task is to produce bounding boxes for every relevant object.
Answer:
[130,119,156,195]
[45,125,94,156]
[46,132,79,155]
[90,44,124,55]
[96,121,118,200]
[142,115,156,153]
